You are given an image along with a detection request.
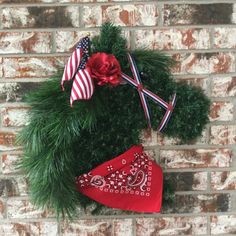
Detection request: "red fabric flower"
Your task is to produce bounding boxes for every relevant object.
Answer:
[86,52,121,86]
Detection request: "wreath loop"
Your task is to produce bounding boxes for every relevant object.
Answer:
[18,23,210,218]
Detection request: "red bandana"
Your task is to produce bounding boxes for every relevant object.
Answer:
[76,146,163,212]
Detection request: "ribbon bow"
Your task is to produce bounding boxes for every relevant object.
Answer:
[61,36,94,106]
[121,53,176,132]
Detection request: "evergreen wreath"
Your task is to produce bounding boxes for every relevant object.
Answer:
[18,23,210,218]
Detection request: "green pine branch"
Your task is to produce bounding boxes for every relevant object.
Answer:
[18,23,210,218]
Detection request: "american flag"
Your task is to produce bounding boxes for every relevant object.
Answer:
[70,68,94,106]
[61,36,90,89]
[61,36,94,106]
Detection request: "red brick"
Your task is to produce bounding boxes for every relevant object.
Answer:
[0,222,58,235]
[2,6,79,29]
[141,129,180,146]
[0,131,17,151]
[163,194,230,214]
[113,219,133,236]
[6,177,28,197]
[214,28,236,48]
[0,82,41,102]
[7,199,47,219]
[61,219,133,236]
[2,153,21,174]
[175,77,208,91]
[211,76,236,97]
[156,128,208,146]
[56,30,98,53]
[0,178,28,197]
[0,57,3,78]
[56,30,131,52]
[82,4,158,27]
[134,29,210,50]
[1,107,29,127]
[209,101,234,122]
[136,216,207,235]
[160,149,232,169]
[167,172,207,191]
[173,53,235,75]
[163,4,235,26]
[0,200,6,219]
[2,57,65,79]
[210,125,236,145]
[58,0,127,2]
[211,215,236,234]
[0,32,52,54]
[0,0,55,2]
[141,129,207,146]
[211,171,236,190]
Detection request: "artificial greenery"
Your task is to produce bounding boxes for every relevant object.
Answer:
[18,23,210,218]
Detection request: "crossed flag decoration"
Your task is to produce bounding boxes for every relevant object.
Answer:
[61,37,176,132]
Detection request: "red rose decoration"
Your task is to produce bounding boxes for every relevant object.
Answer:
[86,52,121,86]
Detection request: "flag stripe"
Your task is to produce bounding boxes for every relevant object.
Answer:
[70,68,94,106]
[85,69,94,97]
[80,71,89,99]
[83,70,92,98]
[77,70,87,99]
[74,74,84,99]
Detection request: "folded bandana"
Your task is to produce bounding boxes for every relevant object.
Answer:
[76,145,163,212]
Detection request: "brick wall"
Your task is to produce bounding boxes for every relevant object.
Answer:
[0,0,236,235]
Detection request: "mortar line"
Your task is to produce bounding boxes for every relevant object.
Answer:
[2,75,236,83]
[0,0,236,7]
[1,24,236,33]
[207,214,211,235]
[58,220,61,236]
[0,8,2,30]
[132,218,136,236]
[174,190,235,195]
[51,30,57,54]
[2,211,236,221]
[0,167,235,178]
[78,5,83,28]
[0,25,229,33]
[1,73,236,82]
[129,29,135,51]
[231,145,236,169]
[163,167,235,173]
[148,143,236,149]
[210,26,215,49]
[157,2,163,27]
[2,48,236,57]
[235,52,236,74]
[207,171,212,192]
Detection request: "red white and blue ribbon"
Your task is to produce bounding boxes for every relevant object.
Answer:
[122,53,176,132]
[61,36,94,106]
[61,36,176,131]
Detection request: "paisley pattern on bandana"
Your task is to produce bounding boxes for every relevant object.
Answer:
[76,146,163,213]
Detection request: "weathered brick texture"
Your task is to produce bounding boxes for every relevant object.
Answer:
[134,29,211,50]
[61,219,133,236]
[0,0,235,235]
[173,53,235,75]
[136,217,207,235]
[82,4,159,27]
[160,149,233,169]
[211,76,236,97]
